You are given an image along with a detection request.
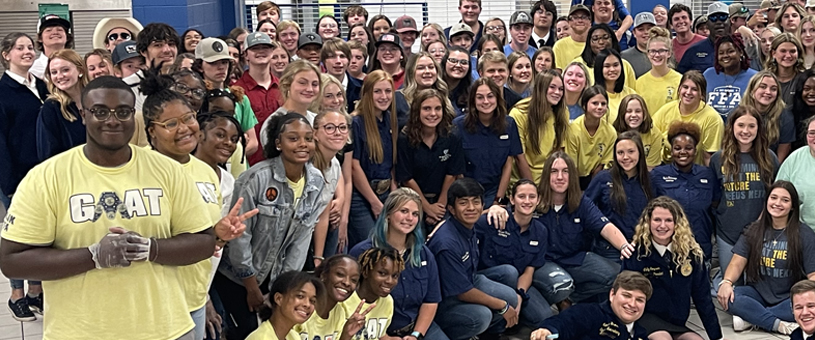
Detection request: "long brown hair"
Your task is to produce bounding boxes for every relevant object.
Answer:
[353,70,397,164]
[612,94,653,134]
[609,131,653,214]
[404,89,454,146]
[465,77,508,134]
[741,71,785,146]
[720,106,776,189]
[45,49,89,122]
[537,151,582,214]
[526,70,568,155]
[744,181,805,284]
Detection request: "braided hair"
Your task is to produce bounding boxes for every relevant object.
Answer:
[357,248,405,285]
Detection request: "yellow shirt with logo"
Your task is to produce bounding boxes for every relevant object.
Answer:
[247,320,301,340]
[341,292,394,340]
[640,128,666,168]
[228,142,247,179]
[554,37,586,70]
[570,57,638,91]
[293,303,348,340]
[652,101,724,165]
[0,145,211,340]
[605,86,638,123]
[177,156,222,311]
[636,70,682,114]
[509,99,567,185]
[567,115,617,177]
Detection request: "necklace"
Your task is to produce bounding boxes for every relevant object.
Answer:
[771,227,787,246]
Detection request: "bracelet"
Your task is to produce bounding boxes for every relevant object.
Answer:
[718,279,733,288]
[497,301,509,315]
[313,256,325,261]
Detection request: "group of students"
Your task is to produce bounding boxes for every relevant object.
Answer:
[7,0,815,340]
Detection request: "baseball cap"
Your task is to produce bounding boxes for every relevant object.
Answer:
[375,33,403,48]
[729,3,750,18]
[112,41,140,65]
[394,15,419,33]
[568,4,592,17]
[195,37,232,63]
[38,14,71,33]
[449,23,474,38]
[707,2,729,17]
[633,12,656,28]
[693,16,709,29]
[510,11,533,26]
[298,32,323,49]
[244,31,273,50]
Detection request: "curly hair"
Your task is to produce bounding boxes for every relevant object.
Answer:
[631,196,705,268]
[357,247,405,285]
[401,52,450,105]
[404,89,454,146]
[713,34,750,74]
[667,121,701,147]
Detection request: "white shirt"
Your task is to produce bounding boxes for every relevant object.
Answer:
[532,30,551,47]
[341,74,348,90]
[122,70,146,111]
[653,242,673,257]
[5,70,41,101]
[29,53,48,80]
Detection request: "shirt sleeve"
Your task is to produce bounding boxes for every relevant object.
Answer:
[676,47,692,74]
[509,110,528,154]
[583,171,607,211]
[540,304,595,339]
[579,197,610,236]
[168,164,213,235]
[690,257,724,340]
[352,118,365,160]
[780,110,797,144]
[447,135,466,176]
[613,0,631,17]
[800,227,815,274]
[223,173,260,279]
[395,134,413,184]
[701,115,724,153]
[435,248,475,297]
[732,228,751,258]
[35,101,64,162]
[0,167,57,245]
[236,96,259,132]
[423,248,443,303]
[507,117,523,156]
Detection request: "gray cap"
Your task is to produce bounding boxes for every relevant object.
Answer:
[244,31,273,50]
[298,32,323,49]
[112,40,139,65]
[634,12,657,28]
[449,22,474,37]
[510,11,533,26]
[707,2,729,16]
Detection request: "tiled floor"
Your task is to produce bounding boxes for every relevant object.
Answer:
[0,204,791,340]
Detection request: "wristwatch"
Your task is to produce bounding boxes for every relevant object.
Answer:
[517,288,530,301]
[410,331,424,340]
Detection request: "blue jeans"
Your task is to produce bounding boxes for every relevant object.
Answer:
[533,262,575,304]
[9,280,41,290]
[479,264,551,328]
[482,187,498,210]
[435,273,518,340]
[191,305,206,340]
[592,238,621,264]
[424,322,450,340]
[712,237,737,296]
[563,252,620,303]
[0,187,9,209]
[728,285,793,332]
[324,227,340,257]
[348,190,388,249]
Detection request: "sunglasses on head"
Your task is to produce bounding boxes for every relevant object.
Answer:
[708,13,728,22]
[108,32,131,41]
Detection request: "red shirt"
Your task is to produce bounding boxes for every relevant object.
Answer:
[233,71,282,165]
[673,34,706,64]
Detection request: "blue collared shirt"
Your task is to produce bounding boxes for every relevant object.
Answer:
[427,217,480,298]
[352,113,395,181]
[584,170,655,240]
[503,44,537,59]
[538,196,609,267]
[452,115,523,192]
[475,212,548,273]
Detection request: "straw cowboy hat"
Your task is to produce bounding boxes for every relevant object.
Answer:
[92,18,144,49]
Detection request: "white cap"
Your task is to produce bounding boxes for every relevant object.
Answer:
[707,2,729,16]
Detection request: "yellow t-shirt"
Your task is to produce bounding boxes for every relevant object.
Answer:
[177,156,222,311]
[340,292,394,340]
[652,101,724,165]
[129,110,149,147]
[288,175,306,201]
[567,115,617,177]
[0,145,211,340]
[640,128,666,168]
[228,142,247,180]
[636,70,682,114]
[572,57,638,91]
[554,37,586,70]
[605,86,638,123]
[293,303,348,340]
[509,99,568,185]
[246,320,301,340]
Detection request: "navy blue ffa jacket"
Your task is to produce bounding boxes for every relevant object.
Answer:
[352,114,394,181]
[0,72,48,196]
[427,217,480,298]
[36,99,86,162]
[452,115,523,193]
[584,170,654,240]
[540,301,648,340]
[396,132,466,197]
[349,239,442,332]
[474,212,548,274]
[537,196,610,267]
[790,328,812,340]
[346,74,362,114]
[651,164,720,258]
[622,246,723,340]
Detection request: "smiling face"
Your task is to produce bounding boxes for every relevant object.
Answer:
[782,7,802,32]
[647,40,670,67]
[609,287,647,324]
[276,119,315,164]
[547,76,564,106]
[474,84,497,114]
[289,70,320,106]
[624,99,644,129]
[173,74,205,111]
[485,19,507,42]
[767,187,793,220]
[586,94,608,119]
[534,52,553,73]
[602,54,621,84]
[4,36,36,72]
[247,44,272,65]
[510,183,539,216]
[717,41,741,71]
[802,21,815,48]
[414,56,438,88]
[671,10,692,34]
[481,61,508,87]
[372,19,391,41]
[259,22,277,40]
[372,80,394,111]
[446,50,470,80]
[315,111,348,153]
[388,200,420,236]
[808,120,815,152]
[419,96,443,129]
[143,39,178,67]
[427,42,447,64]
[323,258,360,303]
[556,20,571,39]
[274,282,317,325]
[549,158,570,194]
[753,76,779,109]
[376,43,402,68]
[279,28,300,52]
[590,29,613,54]
[649,206,675,246]
[48,57,80,92]
[653,6,668,26]
[82,88,136,151]
[325,50,349,78]
[615,139,639,176]
[678,79,702,107]
[794,291,815,335]
[297,45,321,64]
[670,134,696,169]
[321,83,345,112]
[86,54,112,80]
[365,258,399,297]
[449,196,483,226]
[350,26,369,45]
[563,65,587,93]
[184,31,202,52]
[510,57,532,85]
[270,46,290,75]
[804,77,815,108]
[592,0,614,23]
[150,100,199,159]
[734,113,758,148]
[198,117,239,164]
[318,18,339,40]
[458,0,482,24]
[105,28,132,51]
[40,26,67,49]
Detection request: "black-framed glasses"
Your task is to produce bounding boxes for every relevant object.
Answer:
[108,32,131,41]
[708,13,728,22]
[648,49,669,55]
[447,58,468,66]
[320,123,349,134]
[152,112,197,131]
[171,83,207,99]
[591,34,611,42]
[85,107,135,121]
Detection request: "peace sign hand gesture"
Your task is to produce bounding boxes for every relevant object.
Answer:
[340,299,377,340]
[214,197,258,242]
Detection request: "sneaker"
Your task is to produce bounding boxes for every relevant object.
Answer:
[777,321,800,335]
[26,293,43,315]
[7,298,36,322]
[733,315,753,331]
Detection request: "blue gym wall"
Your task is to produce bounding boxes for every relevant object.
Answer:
[629,0,669,19]
[132,0,239,37]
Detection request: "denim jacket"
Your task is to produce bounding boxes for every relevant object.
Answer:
[219,156,327,288]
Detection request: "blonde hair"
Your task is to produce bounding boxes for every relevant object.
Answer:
[279,60,321,103]
[631,196,705,268]
[420,23,448,48]
[401,52,451,105]
[353,70,397,164]
[312,109,352,171]
[309,73,347,114]
[45,49,89,122]
[277,20,301,35]
[742,71,785,145]
[766,32,805,73]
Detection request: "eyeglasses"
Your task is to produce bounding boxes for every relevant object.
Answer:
[171,83,207,99]
[108,32,131,41]
[320,23,338,29]
[708,13,728,22]
[85,107,135,121]
[447,58,468,66]
[320,123,349,134]
[591,34,611,42]
[569,14,590,21]
[152,112,197,131]
[648,48,669,55]
[428,47,446,54]
[485,25,505,32]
